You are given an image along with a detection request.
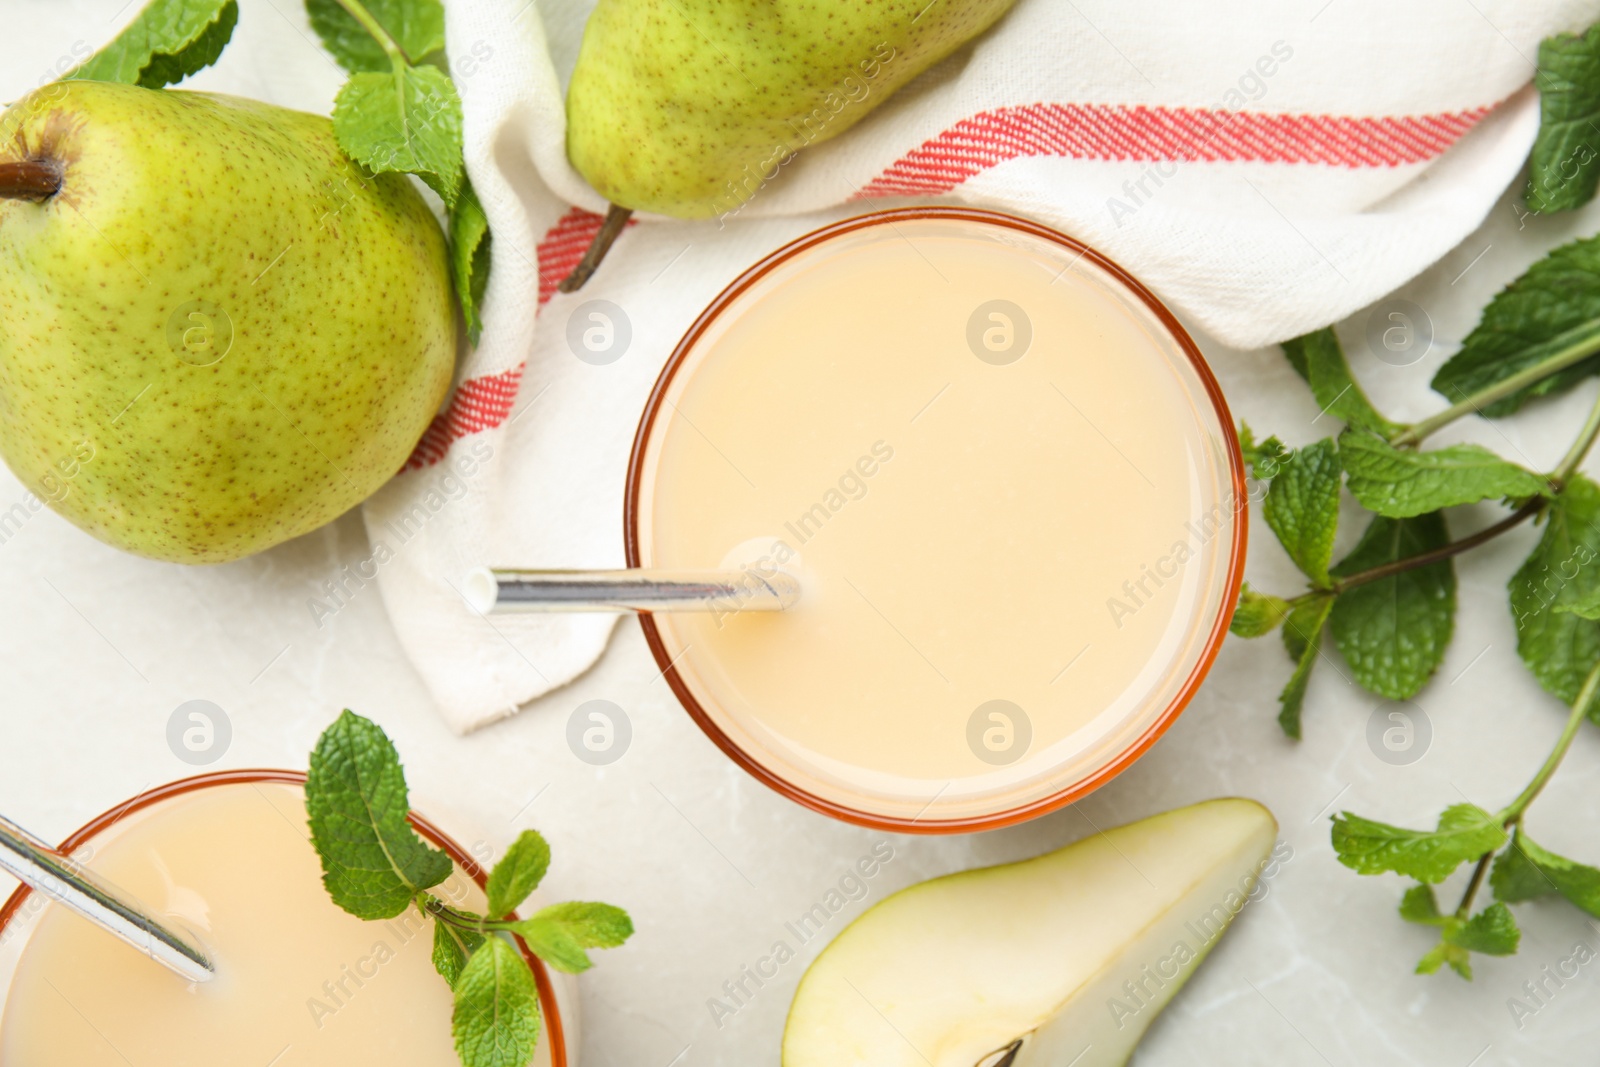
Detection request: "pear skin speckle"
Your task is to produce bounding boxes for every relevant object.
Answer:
[0,81,456,564]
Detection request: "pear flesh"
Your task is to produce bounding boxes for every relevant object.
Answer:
[566,0,1020,220]
[0,81,455,563]
[782,799,1280,1067]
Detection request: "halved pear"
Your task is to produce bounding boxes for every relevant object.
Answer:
[782,798,1279,1067]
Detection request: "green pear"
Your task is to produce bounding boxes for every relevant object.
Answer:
[782,799,1281,1067]
[559,0,1018,288]
[0,80,455,564]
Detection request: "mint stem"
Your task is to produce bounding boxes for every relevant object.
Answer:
[1329,498,1543,594]
[332,0,413,64]
[1391,318,1600,447]
[1454,658,1600,919]
[1453,852,1494,920]
[421,895,525,934]
[1553,386,1600,488]
[1499,658,1600,824]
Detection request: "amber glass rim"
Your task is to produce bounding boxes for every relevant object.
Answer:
[0,768,568,1067]
[624,205,1248,835]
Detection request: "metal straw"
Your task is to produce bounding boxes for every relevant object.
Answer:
[0,813,214,983]
[467,567,801,615]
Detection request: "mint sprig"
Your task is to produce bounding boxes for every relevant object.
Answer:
[306,712,633,1067]
[1233,36,1600,975]
[68,0,238,88]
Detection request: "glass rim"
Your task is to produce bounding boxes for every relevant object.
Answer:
[0,767,569,1067]
[624,205,1248,835]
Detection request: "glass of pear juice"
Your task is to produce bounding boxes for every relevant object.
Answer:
[491,207,1246,832]
[0,771,574,1067]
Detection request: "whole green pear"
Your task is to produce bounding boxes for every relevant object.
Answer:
[0,80,455,564]
[566,0,1018,221]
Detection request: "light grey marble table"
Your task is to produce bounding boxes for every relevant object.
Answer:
[6,3,1600,1065]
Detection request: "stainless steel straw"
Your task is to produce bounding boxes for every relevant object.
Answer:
[0,812,214,983]
[467,567,801,615]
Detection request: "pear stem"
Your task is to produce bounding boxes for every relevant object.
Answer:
[0,160,63,201]
[558,203,633,293]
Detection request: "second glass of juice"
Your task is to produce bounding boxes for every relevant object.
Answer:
[628,208,1244,831]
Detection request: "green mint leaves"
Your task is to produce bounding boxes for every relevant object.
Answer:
[1491,829,1600,915]
[332,64,464,206]
[1327,513,1455,700]
[1282,327,1400,436]
[1510,475,1600,707]
[453,937,543,1067]
[307,709,453,918]
[509,902,635,974]
[69,0,238,89]
[1235,129,1600,976]
[307,0,445,74]
[1276,596,1332,740]
[305,712,633,1067]
[305,0,460,204]
[1332,805,1507,884]
[1262,438,1342,588]
[1527,24,1600,214]
[1339,430,1547,518]
[1229,584,1290,638]
[485,831,551,919]
[303,0,488,329]
[434,921,487,987]
[1431,242,1600,417]
[1399,887,1519,980]
[450,183,492,343]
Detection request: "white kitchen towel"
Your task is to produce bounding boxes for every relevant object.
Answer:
[365,0,1600,732]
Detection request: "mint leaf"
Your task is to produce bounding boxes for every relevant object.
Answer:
[509,916,591,974]
[1339,430,1547,518]
[69,0,237,89]
[1415,901,1518,979]
[1282,328,1401,435]
[434,920,486,988]
[1331,804,1506,883]
[1399,883,1446,925]
[1509,475,1600,707]
[305,710,453,920]
[1329,512,1457,699]
[1263,438,1342,587]
[1557,584,1600,619]
[1527,25,1600,214]
[486,830,551,919]
[1239,423,1287,482]
[530,901,633,949]
[1446,902,1520,956]
[1431,242,1600,416]
[1278,596,1333,739]
[1230,584,1291,637]
[451,180,491,344]
[1490,832,1557,904]
[333,64,464,205]
[453,937,541,1067]
[1491,828,1600,915]
[306,0,446,74]
[1417,940,1473,979]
